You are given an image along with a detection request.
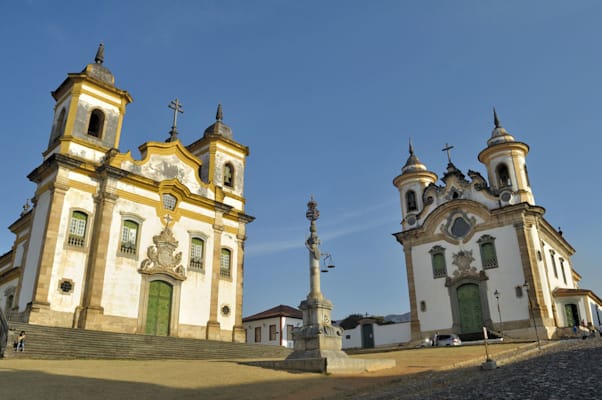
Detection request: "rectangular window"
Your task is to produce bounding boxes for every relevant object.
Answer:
[120,220,138,255]
[220,248,231,277]
[550,251,558,278]
[286,325,294,341]
[189,237,204,271]
[269,324,277,341]
[480,242,498,269]
[432,253,447,278]
[68,211,87,247]
[560,259,567,284]
[254,327,261,343]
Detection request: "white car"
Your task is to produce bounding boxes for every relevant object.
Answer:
[419,333,462,347]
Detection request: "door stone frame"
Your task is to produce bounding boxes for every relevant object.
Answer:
[137,274,181,336]
[446,273,492,333]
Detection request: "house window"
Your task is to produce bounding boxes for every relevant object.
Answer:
[189,237,205,271]
[429,245,447,278]
[550,250,558,278]
[478,235,498,269]
[220,248,231,277]
[223,163,234,188]
[68,211,88,247]
[286,324,294,341]
[162,194,177,211]
[120,220,139,255]
[269,324,277,341]
[87,109,105,138]
[406,190,418,212]
[59,279,74,294]
[254,327,261,343]
[560,258,567,284]
[450,217,470,238]
[496,163,511,187]
[515,286,523,298]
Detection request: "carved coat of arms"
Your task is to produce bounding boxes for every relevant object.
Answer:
[139,227,186,280]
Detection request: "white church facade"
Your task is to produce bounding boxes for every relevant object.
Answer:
[393,111,602,341]
[0,45,252,342]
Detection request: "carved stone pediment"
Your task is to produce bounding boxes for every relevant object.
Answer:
[139,227,186,281]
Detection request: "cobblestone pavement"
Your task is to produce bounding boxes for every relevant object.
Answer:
[346,338,602,400]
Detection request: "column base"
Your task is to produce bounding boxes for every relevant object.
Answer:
[206,320,221,341]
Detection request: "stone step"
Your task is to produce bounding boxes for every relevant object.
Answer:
[5,322,291,360]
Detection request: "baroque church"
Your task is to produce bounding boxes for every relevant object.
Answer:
[0,45,252,342]
[393,111,602,341]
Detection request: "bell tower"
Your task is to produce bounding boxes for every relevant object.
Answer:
[478,109,534,205]
[392,140,438,230]
[45,43,133,162]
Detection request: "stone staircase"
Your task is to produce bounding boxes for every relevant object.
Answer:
[3,322,292,360]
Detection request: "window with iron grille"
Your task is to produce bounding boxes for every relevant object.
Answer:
[120,220,139,255]
[68,211,87,247]
[220,248,231,277]
[478,235,498,269]
[189,237,204,271]
[429,245,447,278]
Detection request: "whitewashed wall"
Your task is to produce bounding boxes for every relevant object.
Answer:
[342,322,411,349]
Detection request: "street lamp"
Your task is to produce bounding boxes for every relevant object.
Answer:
[494,290,504,338]
[523,281,541,350]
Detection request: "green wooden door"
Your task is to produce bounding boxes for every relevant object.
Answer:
[361,324,375,348]
[457,284,483,333]
[145,281,172,336]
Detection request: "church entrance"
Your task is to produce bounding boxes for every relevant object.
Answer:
[145,280,172,336]
[457,283,483,333]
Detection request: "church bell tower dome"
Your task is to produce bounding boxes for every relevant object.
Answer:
[393,139,438,230]
[478,108,534,205]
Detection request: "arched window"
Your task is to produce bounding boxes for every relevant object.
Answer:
[51,108,66,144]
[68,211,88,247]
[406,190,418,212]
[120,220,139,255]
[429,245,447,278]
[223,163,234,188]
[189,237,205,271]
[87,109,105,138]
[5,294,14,311]
[220,248,231,277]
[496,163,511,188]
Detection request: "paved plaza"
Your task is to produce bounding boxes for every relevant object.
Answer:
[349,338,602,400]
[0,339,599,399]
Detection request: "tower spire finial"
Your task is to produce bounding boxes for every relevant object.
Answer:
[94,42,104,64]
[409,137,414,155]
[493,107,501,128]
[216,103,223,121]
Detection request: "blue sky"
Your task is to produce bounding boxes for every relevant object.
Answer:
[1,1,600,320]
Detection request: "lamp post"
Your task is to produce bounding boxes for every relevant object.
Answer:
[494,290,504,338]
[523,281,541,350]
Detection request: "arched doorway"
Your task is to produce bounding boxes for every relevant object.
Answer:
[145,280,173,336]
[457,283,483,333]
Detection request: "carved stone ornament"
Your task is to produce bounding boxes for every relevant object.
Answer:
[139,227,186,280]
[445,249,487,287]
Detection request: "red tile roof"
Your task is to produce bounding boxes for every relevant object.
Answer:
[243,304,302,322]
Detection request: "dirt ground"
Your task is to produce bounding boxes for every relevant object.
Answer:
[0,343,525,400]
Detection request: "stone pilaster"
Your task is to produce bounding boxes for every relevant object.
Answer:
[206,219,223,341]
[29,182,69,323]
[78,190,117,330]
[401,240,422,341]
[231,228,246,343]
